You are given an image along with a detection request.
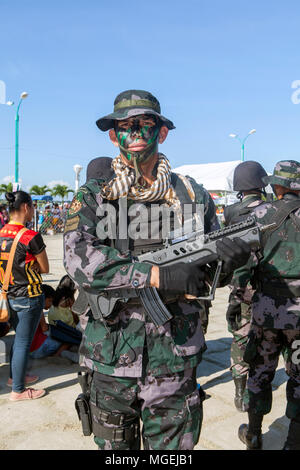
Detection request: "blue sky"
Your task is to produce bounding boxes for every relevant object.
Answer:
[0,0,300,192]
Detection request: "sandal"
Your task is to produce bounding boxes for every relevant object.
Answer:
[7,375,39,387]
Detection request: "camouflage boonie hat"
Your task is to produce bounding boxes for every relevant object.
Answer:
[262,160,300,190]
[96,89,175,131]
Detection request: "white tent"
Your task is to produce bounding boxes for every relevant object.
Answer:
[173,160,241,192]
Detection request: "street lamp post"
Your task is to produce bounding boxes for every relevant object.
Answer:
[15,92,29,185]
[1,100,14,187]
[229,129,256,161]
[73,164,83,191]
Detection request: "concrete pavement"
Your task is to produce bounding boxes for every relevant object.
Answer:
[0,234,289,450]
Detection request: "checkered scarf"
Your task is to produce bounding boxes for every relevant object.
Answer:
[101,153,180,206]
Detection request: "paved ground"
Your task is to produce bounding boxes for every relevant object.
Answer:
[0,234,289,450]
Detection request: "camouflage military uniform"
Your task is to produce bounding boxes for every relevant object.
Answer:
[64,90,220,450]
[224,194,265,381]
[233,161,300,424]
[64,175,218,449]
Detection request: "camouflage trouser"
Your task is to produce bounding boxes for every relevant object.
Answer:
[89,367,202,450]
[244,325,300,419]
[230,304,251,379]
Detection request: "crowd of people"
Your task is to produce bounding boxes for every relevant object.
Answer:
[1,201,70,234]
[38,202,70,234]
[1,88,300,451]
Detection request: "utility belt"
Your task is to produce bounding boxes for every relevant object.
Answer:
[75,369,140,442]
[256,279,300,298]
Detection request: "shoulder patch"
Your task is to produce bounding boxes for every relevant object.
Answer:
[68,192,83,217]
[79,187,89,195]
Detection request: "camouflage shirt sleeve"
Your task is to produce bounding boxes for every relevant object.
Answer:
[187,177,220,233]
[230,252,259,300]
[63,181,151,292]
[230,206,265,299]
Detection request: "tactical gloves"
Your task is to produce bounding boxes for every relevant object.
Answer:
[216,237,251,274]
[159,254,217,297]
[158,237,251,297]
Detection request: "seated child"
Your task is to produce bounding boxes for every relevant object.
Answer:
[30,283,79,363]
[30,285,63,359]
[48,275,79,328]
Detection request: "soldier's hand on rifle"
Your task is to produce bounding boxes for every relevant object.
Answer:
[150,254,218,297]
[216,237,251,274]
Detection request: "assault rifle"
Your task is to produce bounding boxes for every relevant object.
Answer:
[74,216,275,328]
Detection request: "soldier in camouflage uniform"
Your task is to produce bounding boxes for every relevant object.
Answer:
[233,160,300,450]
[223,161,268,412]
[63,90,250,450]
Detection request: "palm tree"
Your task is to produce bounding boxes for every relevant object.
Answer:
[51,184,74,203]
[30,185,52,196]
[0,183,13,197]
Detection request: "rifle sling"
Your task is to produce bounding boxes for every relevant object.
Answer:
[261,199,300,248]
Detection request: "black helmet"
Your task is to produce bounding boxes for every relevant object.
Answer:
[86,157,114,182]
[233,161,268,192]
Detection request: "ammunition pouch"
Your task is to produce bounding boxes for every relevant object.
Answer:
[90,403,140,443]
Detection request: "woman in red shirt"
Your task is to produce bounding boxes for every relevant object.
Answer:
[0,191,49,401]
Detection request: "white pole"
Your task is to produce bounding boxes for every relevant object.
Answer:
[73,164,83,192]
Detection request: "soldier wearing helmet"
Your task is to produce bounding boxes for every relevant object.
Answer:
[223,161,269,413]
[224,160,268,225]
[234,160,300,450]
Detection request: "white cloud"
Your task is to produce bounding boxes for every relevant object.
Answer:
[1,175,14,184]
[47,180,72,189]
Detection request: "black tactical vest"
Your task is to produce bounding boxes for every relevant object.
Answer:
[223,194,263,226]
[114,173,198,256]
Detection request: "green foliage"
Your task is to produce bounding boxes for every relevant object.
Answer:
[0,183,13,195]
[29,185,52,195]
[50,184,74,202]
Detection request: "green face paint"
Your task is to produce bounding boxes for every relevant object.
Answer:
[115,117,160,165]
[119,132,127,147]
